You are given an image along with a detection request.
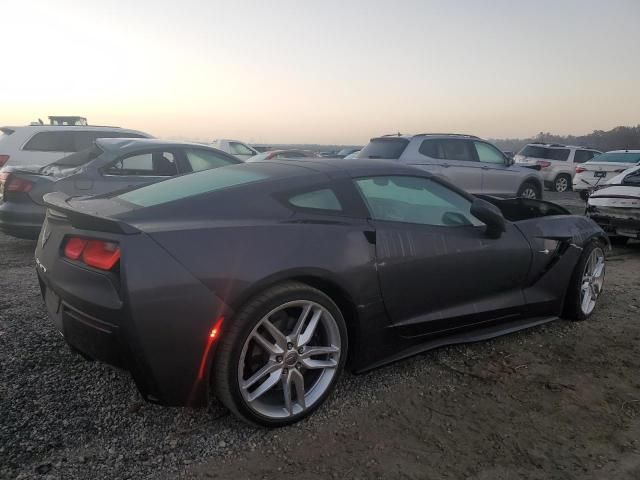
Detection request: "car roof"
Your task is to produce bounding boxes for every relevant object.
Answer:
[525,142,600,150]
[372,133,481,141]
[95,137,210,153]
[265,157,430,177]
[602,149,640,153]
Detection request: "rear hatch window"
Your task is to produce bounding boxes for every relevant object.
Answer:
[40,145,103,177]
[116,163,288,207]
[519,145,570,161]
[590,152,640,163]
[359,138,409,159]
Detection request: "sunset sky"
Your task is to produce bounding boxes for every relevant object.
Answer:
[2,0,639,144]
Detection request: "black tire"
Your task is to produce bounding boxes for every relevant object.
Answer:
[213,281,348,427]
[552,174,572,193]
[609,236,629,246]
[563,242,606,321]
[517,181,541,199]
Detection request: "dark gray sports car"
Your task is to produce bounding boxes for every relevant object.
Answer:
[35,159,609,427]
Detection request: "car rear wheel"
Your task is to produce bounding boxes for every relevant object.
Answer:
[213,282,347,427]
[553,174,571,193]
[564,242,606,321]
[517,182,540,199]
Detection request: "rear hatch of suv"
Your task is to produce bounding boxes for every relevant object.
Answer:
[514,144,571,168]
[358,137,410,159]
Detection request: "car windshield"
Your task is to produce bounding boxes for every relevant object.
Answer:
[359,138,409,159]
[40,145,103,177]
[246,152,271,162]
[622,169,640,186]
[590,152,640,164]
[519,145,570,161]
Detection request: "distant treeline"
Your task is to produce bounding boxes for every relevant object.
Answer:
[491,125,640,153]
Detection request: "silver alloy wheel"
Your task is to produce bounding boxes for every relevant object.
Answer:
[580,247,605,315]
[520,186,538,199]
[555,176,569,192]
[238,300,341,419]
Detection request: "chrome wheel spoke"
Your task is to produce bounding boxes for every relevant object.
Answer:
[247,370,281,402]
[242,361,281,391]
[281,372,293,415]
[292,303,313,338]
[291,368,306,410]
[301,345,340,359]
[302,358,338,370]
[252,331,284,355]
[298,309,322,346]
[261,319,287,350]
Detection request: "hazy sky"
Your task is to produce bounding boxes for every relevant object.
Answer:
[2,0,639,144]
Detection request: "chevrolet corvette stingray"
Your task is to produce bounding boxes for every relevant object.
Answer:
[35,159,609,426]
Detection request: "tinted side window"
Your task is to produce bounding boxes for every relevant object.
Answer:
[439,140,475,162]
[548,149,570,161]
[229,142,254,156]
[474,142,505,164]
[288,189,343,211]
[418,139,442,158]
[574,150,596,163]
[104,151,178,176]
[23,132,75,152]
[184,149,238,172]
[354,175,483,226]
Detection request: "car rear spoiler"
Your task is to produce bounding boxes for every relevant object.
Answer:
[43,192,140,235]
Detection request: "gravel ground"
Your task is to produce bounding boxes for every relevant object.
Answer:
[1,191,639,479]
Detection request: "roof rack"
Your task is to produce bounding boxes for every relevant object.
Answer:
[415,133,480,139]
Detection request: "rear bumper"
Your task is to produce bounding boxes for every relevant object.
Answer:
[587,214,640,238]
[36,229,232,407]
[0,202,45,239]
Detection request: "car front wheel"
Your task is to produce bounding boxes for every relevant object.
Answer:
[564,242,606,321]
[213,282,347,427]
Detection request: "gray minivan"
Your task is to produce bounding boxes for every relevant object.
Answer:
[358,133,544,199]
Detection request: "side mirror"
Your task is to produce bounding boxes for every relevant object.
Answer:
[471,198,506,238]
[505,155,515,166]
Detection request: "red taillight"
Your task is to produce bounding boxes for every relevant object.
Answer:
[575,166,586,174]
[0,155,9,167]
[63,237,120,270]
[0,173,33,193]
[536,160,552,169]
[64,237,88,260]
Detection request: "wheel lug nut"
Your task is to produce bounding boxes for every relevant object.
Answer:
[276,356,283,363]
[282,368,288,375]
[298,347,304,354]
[296,363,301,369]
[287,342,293,350]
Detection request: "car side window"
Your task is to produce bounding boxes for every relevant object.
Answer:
[104,151,178,176]
[288,188,343,212]
[574,150,596,164]
[418,139,442,158]
[184,148,237,172]
[354,175,483,227]
[23,132,75,152]
[229,142,254,156]
[474,142,505,164]
[549,149,570,161]
[438,139,475,162]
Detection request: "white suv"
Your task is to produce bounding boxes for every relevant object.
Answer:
[0,124,151,169]
[514,143,601,192]
[210,139,258,161]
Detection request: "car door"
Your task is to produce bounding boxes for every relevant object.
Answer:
[412,139,483,194]
[88,149,182,195]
[353,174,531,337]
[474,141,521,196]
